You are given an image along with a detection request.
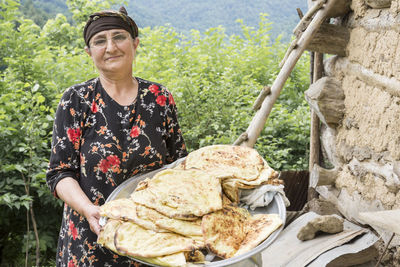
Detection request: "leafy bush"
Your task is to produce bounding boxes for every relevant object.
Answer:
[135,15,310,169]
[0,0,309,265]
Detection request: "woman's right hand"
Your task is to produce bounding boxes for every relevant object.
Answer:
[56,177,102,236]
[83,204,101,235]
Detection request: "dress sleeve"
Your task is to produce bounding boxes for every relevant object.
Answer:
[164,90,188,163]
[46,87,84,196]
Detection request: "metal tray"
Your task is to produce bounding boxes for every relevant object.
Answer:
[103,158,286,266]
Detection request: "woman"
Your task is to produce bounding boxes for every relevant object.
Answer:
[46,7,187,266]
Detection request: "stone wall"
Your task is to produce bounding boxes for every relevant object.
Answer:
[306,0,400,252]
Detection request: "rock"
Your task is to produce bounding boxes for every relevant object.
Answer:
[297,215,344,241]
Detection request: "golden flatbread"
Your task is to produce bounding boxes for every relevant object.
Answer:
[221,179,240,203]
[202,205,250,259]
[184,145,265,181]
[135,204,203,239]
[99,198,168,232]
[97,219,122,254]
[99,198,137,221]
[97,219,187,266]
[115,221,199,258]
[184,249,205,263]
[135,253,187,267]
[131,169,222,220]
[234,213,283,257]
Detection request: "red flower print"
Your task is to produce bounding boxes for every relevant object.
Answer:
[149,84,159,95]
[130,126,140,138]
[169,94,175,105]
[91,100,98,113]
[107,155,120,167]
[68,220,78,240]
[156,95,167,106]
[68,260,75,267]
[99,159,111,173]
[67,128,81,148]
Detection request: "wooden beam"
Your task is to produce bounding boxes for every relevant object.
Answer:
[310,164,338,187]
[325,56,400,98]
[240,0,342,148]
[306,23,350,56]
[365,0,392,9]
[308,0,350,18]
[359,210,400,235]
[305,76,345,128]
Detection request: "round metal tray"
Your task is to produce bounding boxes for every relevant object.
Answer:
[103,159,286,266]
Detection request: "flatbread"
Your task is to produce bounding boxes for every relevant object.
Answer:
[184,145,265,181]
[221,180,240,203]
[234,213,283,257]
[99,198,168,232]
[184,249,205,263]
[135,253,187,267]
[97,219,122,254]
[115,221,198,258]
[97,219,187,266]
[202,205,250,259]
[131,169,222,220]
[136,204,203,238]
[99,198,137,221]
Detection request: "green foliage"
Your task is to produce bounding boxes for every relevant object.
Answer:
[135,16,310,169]
[0,0,310,265]
[19,0,307,41]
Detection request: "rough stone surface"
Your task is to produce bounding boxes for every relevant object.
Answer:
[297,215,344,241]
[311,1,400,264]
[390,0,400,16]
[335,167,398,209]
[350,0,368,18]
[335,75,400,160]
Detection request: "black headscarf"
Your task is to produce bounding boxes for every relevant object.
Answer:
[83,6,139,47]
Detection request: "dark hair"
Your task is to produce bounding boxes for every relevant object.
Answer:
[83,6,139,47]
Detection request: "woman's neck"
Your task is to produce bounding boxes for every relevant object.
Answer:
[100,75,139,106]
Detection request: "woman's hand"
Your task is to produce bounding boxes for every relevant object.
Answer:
[55,177,102,236]
[83,204,101,235]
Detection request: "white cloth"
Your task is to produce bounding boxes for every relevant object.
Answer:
[240,184,290,210]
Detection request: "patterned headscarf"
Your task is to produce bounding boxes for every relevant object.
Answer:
[83,6,139,47]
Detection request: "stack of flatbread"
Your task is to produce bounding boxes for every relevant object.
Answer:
[98,145,284,266]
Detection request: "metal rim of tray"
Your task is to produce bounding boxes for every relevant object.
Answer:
[103,159,286,267]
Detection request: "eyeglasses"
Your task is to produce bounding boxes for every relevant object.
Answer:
[89,33,131,49]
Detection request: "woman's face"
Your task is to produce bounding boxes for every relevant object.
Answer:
[85,29,139,76]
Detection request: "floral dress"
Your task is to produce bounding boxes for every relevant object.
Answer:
[46,77,187,267]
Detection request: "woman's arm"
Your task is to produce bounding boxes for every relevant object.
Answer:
[56,177,101,235]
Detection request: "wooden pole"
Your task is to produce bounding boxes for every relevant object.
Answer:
[309,52,323,169]
[240,0,339,148]
[308,52,323,200]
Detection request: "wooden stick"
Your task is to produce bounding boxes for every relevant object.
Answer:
[252,86,271,111]
[375,233,395,267]
[293,0,326,35]
[233,132,248,146]
[279,38,299,68]
[240,0,338,148]
[297,8,304,19]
